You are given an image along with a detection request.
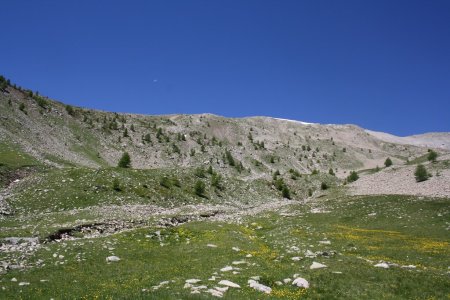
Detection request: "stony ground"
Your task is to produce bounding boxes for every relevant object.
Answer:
[349,158,450,198]
[0,193,449,299]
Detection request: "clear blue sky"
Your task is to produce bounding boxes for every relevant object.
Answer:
[1,1,449,136]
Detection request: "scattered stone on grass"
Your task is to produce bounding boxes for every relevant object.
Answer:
[248,279,272,294]
[218,280,240,288]
[374,262,389,269]
[292,277,309,288]
[106,256,120,262]
[310,261,327,269]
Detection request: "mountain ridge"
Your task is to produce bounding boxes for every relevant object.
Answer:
[1,84,449,173]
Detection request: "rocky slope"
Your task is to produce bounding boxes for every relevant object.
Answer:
[1,84,447,181]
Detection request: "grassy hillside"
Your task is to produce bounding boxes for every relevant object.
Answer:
[0,83,434,177]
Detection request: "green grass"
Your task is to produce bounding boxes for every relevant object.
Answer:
[0,142,41,187]
[67,122,110,167]
[6,167,279,215]
[1,194,448,299]
[0,142,39,168]
[406,153,429,165]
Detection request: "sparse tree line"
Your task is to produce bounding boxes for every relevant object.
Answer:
[0,75,10,92]
[115,151,223,198]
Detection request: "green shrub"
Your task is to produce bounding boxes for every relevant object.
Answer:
[328,168,335,176]
[0,80,8,91]
[347,171,359,182]
[207,165,214,175]
[282,186,291,199]
[225,150,235,166]
[321,182,329,190]
[143,133,151,143]
[384,157,393,167]
[273,178,284,191]
[194,167,206,178]
[194,180,206,197]
[118,152,131,168]
[160,176,172,188]
[414,164,428,182]
[19,103,26,112]
[65,105,75,116]
[34,95,48,109]
[427,150,437,163]
[112,178,122,191]
[171,177,181,187]
[211,173,222,190]
[289,169,300,177]
[172,143,180,154]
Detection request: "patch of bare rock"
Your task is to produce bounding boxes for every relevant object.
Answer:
[349,165,450,198]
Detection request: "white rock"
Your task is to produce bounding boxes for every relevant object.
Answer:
[207,244,218,248]
[218,280,240,288]
[18,282,30,286]
[401,264,416,269]
[250,276,261,281]
[185,279,202,284]
[232,247,240,251]
[310,262,327,269]
[106,256,120,262]
[291,256,301,261]
[368,212,377,216]
[275,281,283,286]
[208,276,216,281]
[183,283,193,289]
[192,285,208,290]
[215,286,229,292]
[319,240,331,245]
[305,250,316,258]
[220,266,233,272]
[290,246,300,251]
[246,254,253,258]
[283,278,292,284]
[232,260,246,265]
[292,277,309,288]
[374,262,389,269]
[190,290,201,294]
[11,278,17,282]
[207,288,224,297]
[248,280,272,294]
